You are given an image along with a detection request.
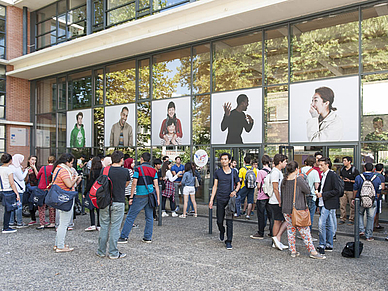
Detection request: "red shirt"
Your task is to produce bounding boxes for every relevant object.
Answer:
[36,165,54,190]
[313,166,323,180]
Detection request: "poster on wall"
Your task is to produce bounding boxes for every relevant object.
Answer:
[67,109,92,147]
[289,76,359,143]
[104,103,136,147]
[211,87,262,144]
[151,97,191,146]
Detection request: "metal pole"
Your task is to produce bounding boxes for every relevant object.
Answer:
[209,187,212,234]
[158,185,162,226]
[354,198,360,258]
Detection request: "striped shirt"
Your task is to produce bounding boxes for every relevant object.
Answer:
[53,166,75,191]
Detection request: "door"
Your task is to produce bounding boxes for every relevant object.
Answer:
[327,146,356,174]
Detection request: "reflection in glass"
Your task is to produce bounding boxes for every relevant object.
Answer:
[153,48,191,99]
[137,102,151,146]
[193,95,210,145]
[213,33,262,92]
[362,143,388,164]
[36,148,56,167]
[107,1,135,26]
[36,114,56,148]
[95,69,104,105]
[139,59,150,100]
[265,28,288,85]
[37,78,57,114]
[68,71,92,110]
[58,77,66,110]
[264,85,288,143]
[106,61,136,105]
[58,113,66,148]
[192,45,210,94]
[0,124,4,138]
[94,108,104,150]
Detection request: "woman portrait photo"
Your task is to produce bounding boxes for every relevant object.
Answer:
[159,101,183,145]
[306,86,343,142]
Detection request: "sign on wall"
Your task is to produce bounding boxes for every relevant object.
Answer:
[10,127,27,146]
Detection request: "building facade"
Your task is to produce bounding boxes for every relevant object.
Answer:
[2,0,388,202]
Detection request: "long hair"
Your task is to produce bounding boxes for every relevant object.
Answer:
[27,155,38,167]
[161,161,171,178]
[91,156,102,171]
[184,162,192,173]
[281,160,299,189]
[54,153,75,169]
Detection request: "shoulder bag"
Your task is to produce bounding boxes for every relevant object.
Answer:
[139,166,158,208]
[291,178,311,227]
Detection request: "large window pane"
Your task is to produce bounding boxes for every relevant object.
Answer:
[94,108,104,150]
[36,148,56,167]
[36,114,56,148]
[153,48,191,99]
[265,27,288,85]
[106,61,136,105]
[139,59,150,100]
[36,78,56,114]
[137,102,150,146]
[292,10,359,82]
[37,3,56,22]
[107,1,136,26]
[362,3,388,73]
[362,143,388,164]
[264,85,288,143]
[95,69,104,105]
[68,71,92,110]
[153,0,188,11]
[58,77,66,110]
[193,95,210,145]
[58,113,66,148]
[37,19,56,35]
[193,44,210,95]
[213,33,263,92]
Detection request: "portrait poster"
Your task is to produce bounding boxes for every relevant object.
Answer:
[211,88,262,144]
[289,76,359,143]
[104,103,136,147]
[151,97,191,146]
[67,109,92,147]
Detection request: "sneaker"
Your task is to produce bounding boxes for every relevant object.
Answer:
[312,237,318,242]
[385,236,388,241]
[338,220,345,225]
[310,252,326,260]
[245,215,250,220]
[225,242,233,250]
[161,211,169,217]
[55,246,74,253]
[67,227,73,231]
[16,223,28,229]
[171,212,178,217]
[290,252,300,258]
[219,232,225,242]
[179,214,186,218]
[366,237,374,241]
[9,223,15,227]
[2,228,17,234]
[142,238,152,243]
[280,242,288,250]
[117,238,128,244]
[234,213,238,217]
[132,224,139,229]
[325,246,333,252]
[250,232,264,240]
[28,221,37,226]
[109,252,127,259]
[333,234,337,242]
[36,225,45,230]
[96,227,101,231]
[95,252,105,258]
[85,225,96,232]
[272,237,283,251]
[272,243,275,248]
[316,246,325,255]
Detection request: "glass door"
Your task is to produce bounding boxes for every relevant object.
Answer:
[327,146,356,174]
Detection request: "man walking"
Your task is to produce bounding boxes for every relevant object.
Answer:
[97,150,130,259]
[374,163,385,230]
[118,152,160,244]
[339,156,359,225]
[209,152,240,250]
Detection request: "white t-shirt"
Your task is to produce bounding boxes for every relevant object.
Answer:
[301,166,320,201]
[0,166,13,191]
[269,167,283,205]
[319,170,330,207]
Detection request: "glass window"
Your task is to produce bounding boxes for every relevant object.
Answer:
[153,0,188,11]
[362,3,388,73]
[0,124,4,138]
[0,94,4,105]
[94,69,104,105]
[93,0,104,31]
[193,44,210,95]
[36,114,56,148]
[153,48,191,99]
[107,1,136,26]
[94,108,104,149]
[58,113,66,148]
[0,106,4,119]
[137,102,150,146]
[37,19,56,36]
[139,59,150,100]
[264,85,288,143]
[0,6,5,18]
[36,148,56,166]
[58,77,66,110]
[292,10,359,82]
[362,143,388,164]
[0,79,4,92]
[193,95,210,145]
[68,70,92,110]
[265,27,288,85]
[37,3,56,23]
[106,61,136,105]
[36,78,57,114]
[213,32,263,92]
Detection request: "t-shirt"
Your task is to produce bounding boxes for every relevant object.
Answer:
[269,167,283,205]
[133,163,158,196]
[238,165,258,189]
[313,166,322,180]
[171,164,184,182]
[0,166,13,191]
[340,166,360,191]
[301,166,320,200]
[106,166,130,203]
[214,168,239,202]
[53,167,74,191]
[36,165,54,190]
[256,166,271,200]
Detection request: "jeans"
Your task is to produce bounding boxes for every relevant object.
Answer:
[216,199,233,243]
[256,199,270,236]
[90,208,100,227]
[318,206,335,248]
[55,200,74,249]
[162,196,176,212]
[359,201,377,239]
[120,195,154,240]
[97,202,125,257]
[306,196,316,232]
[3,205,12,230]
[56,205,74,228]
[330,209,337,236]
[10,192,23,225]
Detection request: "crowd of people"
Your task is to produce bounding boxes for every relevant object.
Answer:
[0,150,386,259]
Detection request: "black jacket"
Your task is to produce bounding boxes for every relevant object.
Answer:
[319,170,340,210]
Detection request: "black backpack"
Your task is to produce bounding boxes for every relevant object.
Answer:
[341,241,363,258]
[334,172,345,197]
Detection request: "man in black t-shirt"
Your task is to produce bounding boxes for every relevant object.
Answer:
[209,152,240,250]
[339,156,359,225]
[97,150,130,259]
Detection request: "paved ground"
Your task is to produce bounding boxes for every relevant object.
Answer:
[0,205,387,290]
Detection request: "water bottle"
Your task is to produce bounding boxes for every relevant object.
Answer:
[17,201,22,211]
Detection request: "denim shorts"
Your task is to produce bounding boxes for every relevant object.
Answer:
[239,187,254,204]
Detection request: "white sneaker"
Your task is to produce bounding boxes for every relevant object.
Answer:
[312,237,318,242]
[171,211,178,217]
[161,211,169,217]
[272,237,283,251]
[85,225,96,232]
[280,242,288,250]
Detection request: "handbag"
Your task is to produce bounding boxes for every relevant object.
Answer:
[45,169,78,212]
[31,166,49,207]
[291,178,311,227]
[139,166,158,208]
[0,177,18,212]
[194,176,200,188]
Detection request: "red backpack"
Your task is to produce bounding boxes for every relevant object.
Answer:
[89,166,112,209]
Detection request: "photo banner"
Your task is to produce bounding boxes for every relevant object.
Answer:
[211,87,262,144]
[67,109,92,147]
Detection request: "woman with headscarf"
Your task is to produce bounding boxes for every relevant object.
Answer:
[306,86,343,142]
[101,156,112,168]
[9,154,29,228]
[159,101,183,144]
[123,157,139,228]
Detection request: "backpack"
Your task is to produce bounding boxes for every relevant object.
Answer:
[89,166,112,209]
[299,168,314,184]
[259,168,271,192]
[244,166,256,189]
[262,170,273,197]
[359,174,377,208]
[335,172,345,197]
